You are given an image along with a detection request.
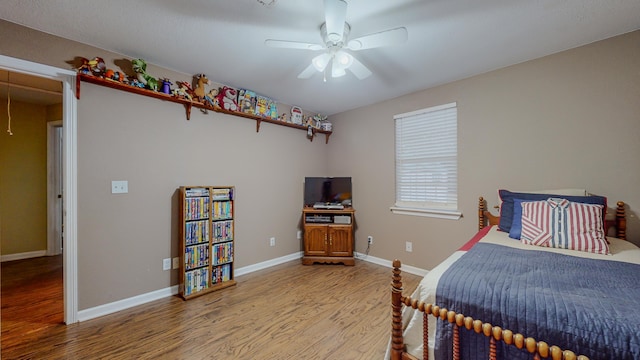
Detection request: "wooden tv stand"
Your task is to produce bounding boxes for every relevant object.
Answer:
[302,207,355,266]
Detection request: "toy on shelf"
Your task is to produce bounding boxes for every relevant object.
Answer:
[238,89,256,115]
[193,74,210,102]
[104,69,126,83]
[160,78,172,94]
[269,102,278,120]
[173,81,194,101]
[256,95,270,118]
[305,116,315,127]
[131,58,158,91]
[204,88,219,108]
[313,114,327,129]
[217,86,238,112]
[290,106,303,125]
[76,57,106,76]
[278,113,287,122]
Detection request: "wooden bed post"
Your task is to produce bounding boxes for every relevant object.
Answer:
[478,197,486,230]
[616,201,626,240]
[391,259,404,360]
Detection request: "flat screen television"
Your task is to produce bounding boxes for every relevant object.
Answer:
[304,177,352,208]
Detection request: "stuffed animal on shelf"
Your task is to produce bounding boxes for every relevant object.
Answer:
[216,86,238,112]
[278,113,288,122]
[131,58,158,91]
[193,74,211,102]
[172,81,193,101]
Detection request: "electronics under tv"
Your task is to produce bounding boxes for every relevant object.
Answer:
[304,177,352,209]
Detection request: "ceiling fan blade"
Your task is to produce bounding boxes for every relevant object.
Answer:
[297,63,318,79]
[324,0,347,42]
[347,56,372,80]
[265,39,323,51]
[347,27,408,50]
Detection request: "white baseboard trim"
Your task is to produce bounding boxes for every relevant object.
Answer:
[1,250,47,262]
[76,252,304,322]
[76,251,424,322]
[354,252,429,277]
[235,251,303,277]
[78,285,179,322]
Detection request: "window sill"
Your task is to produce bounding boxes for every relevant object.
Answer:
[390,206,462,220]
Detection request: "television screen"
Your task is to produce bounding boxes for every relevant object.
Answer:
[304,177,352,207]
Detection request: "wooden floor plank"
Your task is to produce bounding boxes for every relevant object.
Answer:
[1,257,421,359]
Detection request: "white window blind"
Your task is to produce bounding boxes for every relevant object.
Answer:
[392,102,460,219]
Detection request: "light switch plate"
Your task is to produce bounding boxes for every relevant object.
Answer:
[111,180,128,194]
[162,258,171,271]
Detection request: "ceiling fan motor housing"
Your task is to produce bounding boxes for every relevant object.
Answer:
[320,22,351,51]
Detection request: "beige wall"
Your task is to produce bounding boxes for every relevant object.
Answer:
[1,19,638,309]
[328,30,640,270]
[1,20,330,309]
[0,100,48,255]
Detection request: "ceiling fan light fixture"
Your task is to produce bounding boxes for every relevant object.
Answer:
[332,67,346,78]
[312,53,331,71]
[336,51,353,68]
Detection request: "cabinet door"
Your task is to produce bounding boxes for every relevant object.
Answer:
[328,225,353,257]
[304,225,328,256]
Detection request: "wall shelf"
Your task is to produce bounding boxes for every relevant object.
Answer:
[76,74,332,143]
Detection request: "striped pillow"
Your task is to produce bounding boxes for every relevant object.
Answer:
[520,198,609,255]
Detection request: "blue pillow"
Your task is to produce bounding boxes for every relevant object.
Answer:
[508,199,527,239]
[498,190,607,233]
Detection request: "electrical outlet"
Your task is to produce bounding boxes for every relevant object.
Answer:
[162,258,171,270]
[111,180,128,194]
[367,235,373,245]
[270,237,276,246]
[297,230,302,239]
[405,241,413,252]
[172,257,179,269]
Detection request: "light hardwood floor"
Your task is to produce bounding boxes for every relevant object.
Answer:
[1,257,421,359]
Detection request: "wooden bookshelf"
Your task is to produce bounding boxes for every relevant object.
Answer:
[179,186,236,300]
[76,74,332,143]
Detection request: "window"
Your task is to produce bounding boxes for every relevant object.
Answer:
[391,102,461,219]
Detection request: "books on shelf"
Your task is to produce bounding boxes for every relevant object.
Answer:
[184,267,209,296]
[212,242,233,265]
[212,264,232,285]
[212,187,233,200]
[184,197,209,221]
[180,186,236,300]
[185,219,209,245]
[185,187,209,197]
[212,201,233,220]
[213,220,233,243]
[185,243,209,270]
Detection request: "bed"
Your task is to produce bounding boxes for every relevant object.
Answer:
[388,193,640,360]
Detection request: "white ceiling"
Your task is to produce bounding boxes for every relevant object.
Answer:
[1,0,638,115]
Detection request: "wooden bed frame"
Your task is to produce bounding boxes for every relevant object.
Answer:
[390,197,627,360]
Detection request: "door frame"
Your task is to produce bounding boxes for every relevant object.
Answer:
[47,120,63,256]
[0,54,78,324]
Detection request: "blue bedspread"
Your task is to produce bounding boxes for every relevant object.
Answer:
[435,243,640,360]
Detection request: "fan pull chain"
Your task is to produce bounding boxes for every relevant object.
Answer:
[6,73,12,136]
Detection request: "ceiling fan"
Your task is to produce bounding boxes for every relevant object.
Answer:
[265,0,408,80]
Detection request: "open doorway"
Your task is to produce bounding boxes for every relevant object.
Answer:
[0,54,78,325]
[0,70,65,347]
